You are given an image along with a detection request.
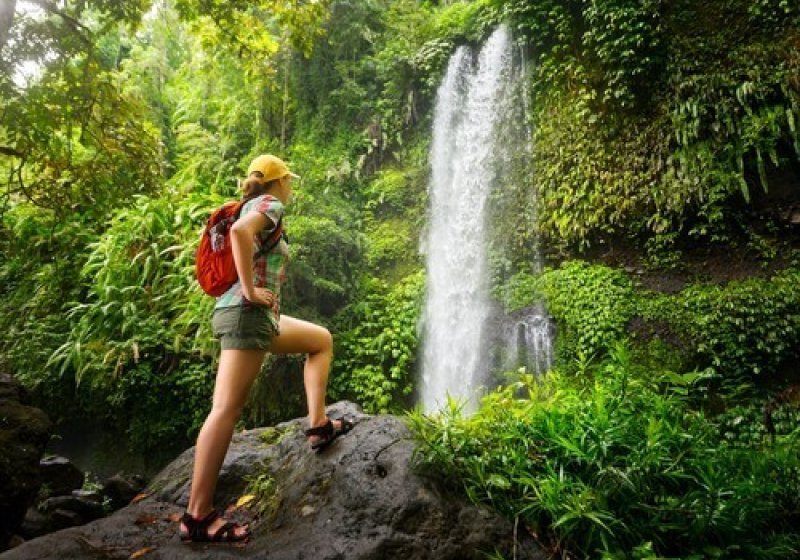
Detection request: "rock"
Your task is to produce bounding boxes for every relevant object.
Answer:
[101,473,147,510]
[0,401,546,560]
[40,495,105,522]
[39,456,84,497]
[0,373,52,551]
[0,374,22,401]
[18,488,104,541]
[71,490,102,502]
[48,510,82,532]
[3,536,23,551]
[18,508,50,540]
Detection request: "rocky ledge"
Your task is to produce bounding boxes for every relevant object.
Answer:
[1,402,544,560]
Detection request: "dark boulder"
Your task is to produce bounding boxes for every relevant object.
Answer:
[101,473,147,510]
[17,508,49,540]
[39,456,85,497]
[40,494,105,522]
[18,491,104,540]
[0,373,52,551]
[0,402,546,560]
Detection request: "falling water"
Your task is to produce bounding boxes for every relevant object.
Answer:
[500,304,554,379]
[420,25,529,413]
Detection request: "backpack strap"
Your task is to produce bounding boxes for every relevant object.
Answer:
[255,217,285,258]
[233,200,247,220]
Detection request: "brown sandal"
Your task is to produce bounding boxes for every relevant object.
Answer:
[180,509,250,543]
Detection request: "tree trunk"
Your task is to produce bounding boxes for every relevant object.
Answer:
[281,51,289,149]
[0,0,16,56]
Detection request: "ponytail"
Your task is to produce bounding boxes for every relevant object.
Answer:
[241,172,281,202]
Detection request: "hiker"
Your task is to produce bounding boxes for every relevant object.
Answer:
[180,154,353,543]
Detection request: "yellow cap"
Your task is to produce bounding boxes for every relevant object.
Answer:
[247,154,300,183]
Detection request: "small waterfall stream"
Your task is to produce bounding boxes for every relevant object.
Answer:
[420,26,553,412]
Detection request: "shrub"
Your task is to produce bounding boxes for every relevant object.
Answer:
[517,262,636,365]
[642,267,800,379]
[510,261,800,383]
[409,344,800,559]
[331,271,424,413]
[0,204,96,415]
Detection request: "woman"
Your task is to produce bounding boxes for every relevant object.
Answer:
[180,154,353,543]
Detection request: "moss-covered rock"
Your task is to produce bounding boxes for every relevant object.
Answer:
[0,373,52,550]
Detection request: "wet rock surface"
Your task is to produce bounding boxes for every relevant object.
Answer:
[1,401,545,560]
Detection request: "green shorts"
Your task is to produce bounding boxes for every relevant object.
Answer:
[212,305,277,351]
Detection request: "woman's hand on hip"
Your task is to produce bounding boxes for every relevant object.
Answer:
[244,287,276,307]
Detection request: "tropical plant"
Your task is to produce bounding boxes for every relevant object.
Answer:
[332,271,424,413]
[409,344,800,559]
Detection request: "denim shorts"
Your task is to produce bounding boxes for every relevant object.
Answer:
[212,305,277,351]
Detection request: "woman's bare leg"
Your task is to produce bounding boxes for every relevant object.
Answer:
[269,315,335,432]
[184,348,266,536]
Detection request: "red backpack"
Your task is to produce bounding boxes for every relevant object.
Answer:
[195,198,284,297]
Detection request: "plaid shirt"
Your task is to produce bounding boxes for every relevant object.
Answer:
[214,195,288,332]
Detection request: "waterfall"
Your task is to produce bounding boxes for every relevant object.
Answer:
[421,25,551,413]
[500,304,554,379]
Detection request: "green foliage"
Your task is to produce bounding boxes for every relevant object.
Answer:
[282,211,363,318]
[513,259,800,383]
[642,268,800,379]
[364,168,411,218]
[516,262,636,365]
[332,271,424,413]
[244,472,280,520]
[2,67,163,214]
[581,0,664,109]
[507,261,800,384]
[293,0,491,171]
[0,204,92,405]
[532,90,659,252]
[717,399,800,448]
[0,194,217,448]
[409,345,800,559]
[48,193,217,386]
[2,1,163,215]
[364,218,414,272]
[37,193,221,448]
[110,360,214,454]
[361,166,426,280]
[498,271,539,313]
[491,0,800,253]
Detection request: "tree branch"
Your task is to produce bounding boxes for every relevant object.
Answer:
[27,0,93,46]
[0,146,24,158]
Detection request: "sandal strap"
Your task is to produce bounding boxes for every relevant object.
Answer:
[304,419,333,437]
[332,417,354,435]
[309,417,355,451]
[212,522,238,542]
[182,509,220,541]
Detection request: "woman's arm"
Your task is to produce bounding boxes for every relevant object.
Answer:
[230,211,275,305]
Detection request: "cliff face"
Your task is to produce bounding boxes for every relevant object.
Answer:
[1,401,545,560]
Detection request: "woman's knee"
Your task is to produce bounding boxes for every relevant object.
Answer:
[319,327,333,353]
[208,401,244,423]
[308,326,332,355]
